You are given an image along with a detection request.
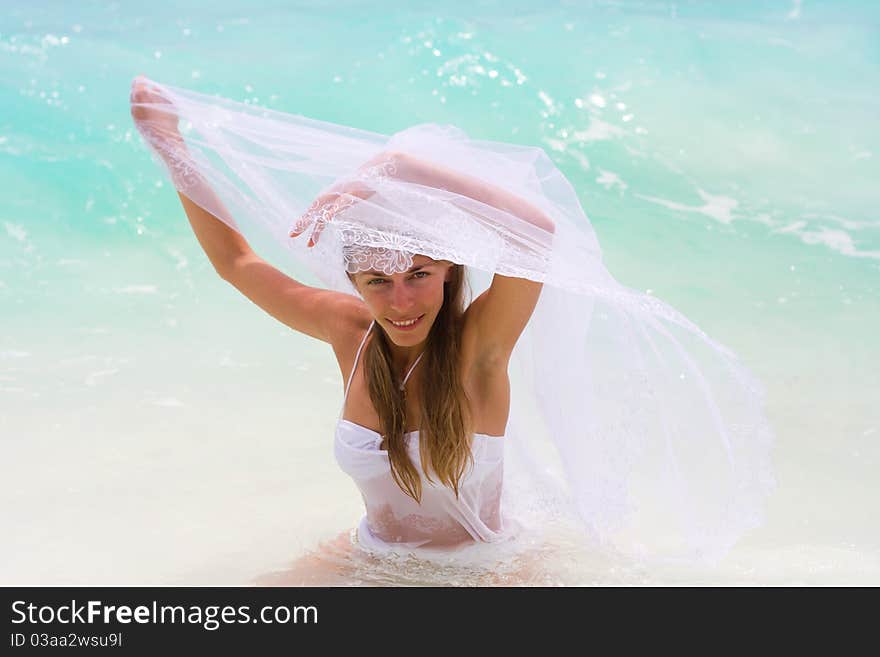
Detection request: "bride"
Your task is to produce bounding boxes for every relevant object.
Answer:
[130,74,774,584]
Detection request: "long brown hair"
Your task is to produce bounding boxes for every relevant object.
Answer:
[362,263,474,503]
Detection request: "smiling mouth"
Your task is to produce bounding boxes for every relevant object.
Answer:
[387,314,425,329]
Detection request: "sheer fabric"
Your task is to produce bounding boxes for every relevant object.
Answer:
[335,420,507,552]
[334,319,511,556]
[131,76,776,566]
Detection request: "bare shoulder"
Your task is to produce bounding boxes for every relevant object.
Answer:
[327,300,374,382]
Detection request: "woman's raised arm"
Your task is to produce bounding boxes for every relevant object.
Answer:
[130,75,253,275]
[130,75,367,345]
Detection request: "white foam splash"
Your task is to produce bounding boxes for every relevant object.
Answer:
[4,222,27,242]
[803,213,876,231]
[596,170,628,193]
[797,227,880,259]
[571,118,626,143]
[0,350,30,360]
[635,189,739,224]
[112,285,158,294]
[85,369,120,387]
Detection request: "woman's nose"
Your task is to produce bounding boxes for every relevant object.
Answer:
[389,282,415,311]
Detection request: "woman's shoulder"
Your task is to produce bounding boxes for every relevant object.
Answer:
[328,301,374,379]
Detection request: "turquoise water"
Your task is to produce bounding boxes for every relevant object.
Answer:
[2,1,878,584]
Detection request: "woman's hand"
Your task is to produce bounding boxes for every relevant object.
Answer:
[289,151,405,247]
[130,74,182,144]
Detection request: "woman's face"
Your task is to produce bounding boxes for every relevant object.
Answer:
[351,255,454,346]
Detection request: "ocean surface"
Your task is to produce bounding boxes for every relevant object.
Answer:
[1,0,878,585]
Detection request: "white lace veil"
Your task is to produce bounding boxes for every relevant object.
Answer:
[130,76,775,566]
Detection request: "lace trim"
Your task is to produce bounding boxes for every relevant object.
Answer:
[338,225,416,275]
[136,125,203,192]
[357,156,399,182]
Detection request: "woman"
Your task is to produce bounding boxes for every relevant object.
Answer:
[131,76,552,580]
[130,75,774,581]
[250,247,551,585]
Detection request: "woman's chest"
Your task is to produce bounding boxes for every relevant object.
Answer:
[338,348,510,437]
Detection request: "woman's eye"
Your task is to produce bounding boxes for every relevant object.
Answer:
[367,272,427,285]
